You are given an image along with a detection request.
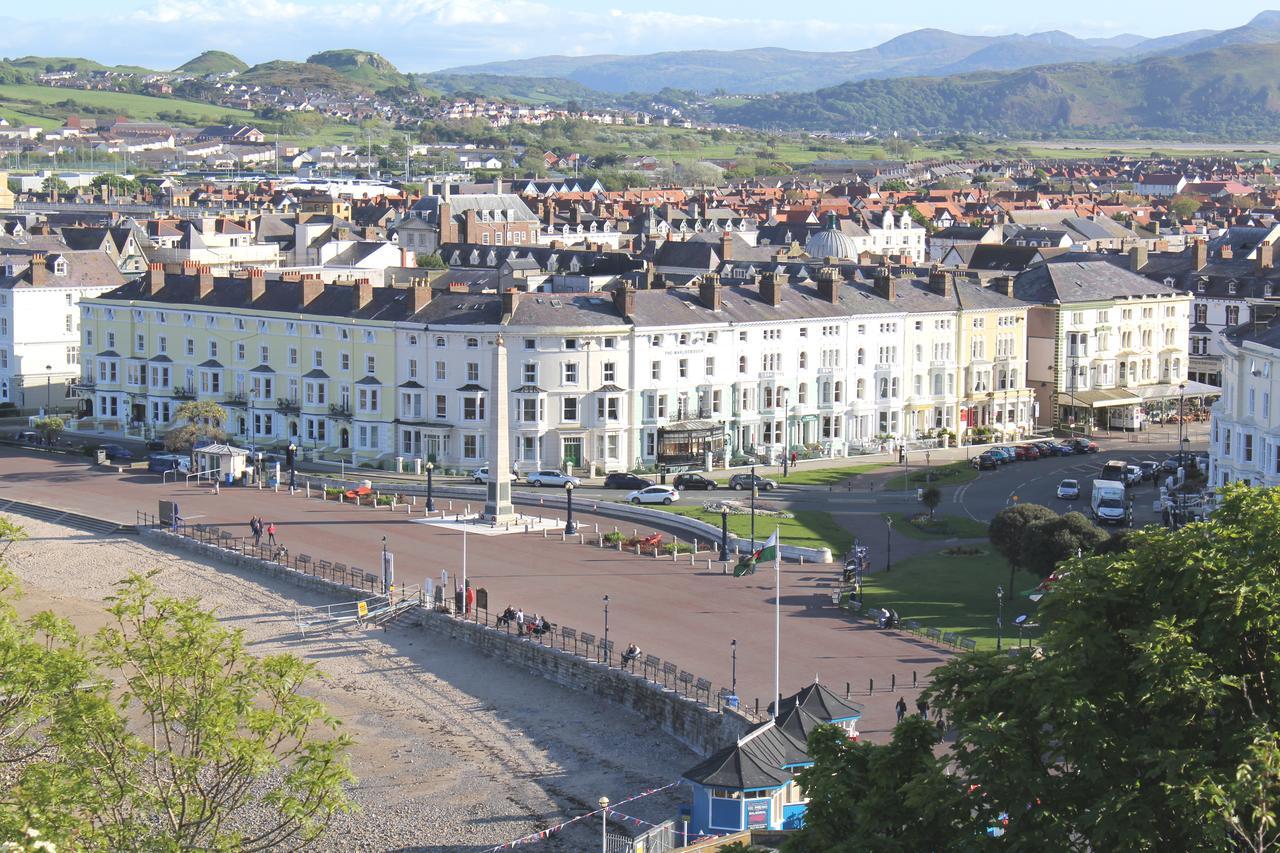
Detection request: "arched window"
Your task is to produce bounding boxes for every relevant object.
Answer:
[764,387,774,408]
[856,378,865,399]
[799,352,807,369]
[466,337,479,349]
[879,378,889,399]
[738,355,747,373]
[857,348,865,365]
[434,336,446,348]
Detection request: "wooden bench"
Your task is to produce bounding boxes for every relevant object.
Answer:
[344,485,373,501]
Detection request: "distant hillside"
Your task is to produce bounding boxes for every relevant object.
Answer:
[306,50,411,93]
[237,60,364,92]
[177,51,247,76]
[418,72,610,105]
[711,42,1280,138]
[6,55,153,75]
[439,12,1280,95]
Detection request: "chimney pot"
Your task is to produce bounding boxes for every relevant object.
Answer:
[352,279,373,311]
[698,276,722,311]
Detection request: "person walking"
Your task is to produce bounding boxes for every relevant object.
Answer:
[266,521,277,546]
[515,607,525,633]
[916,697,928,720]
[895,696,907,724]
[250,517,262,547]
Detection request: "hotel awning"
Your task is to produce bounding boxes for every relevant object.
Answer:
[1070,388,1142,409]
[1131,381,1220,401]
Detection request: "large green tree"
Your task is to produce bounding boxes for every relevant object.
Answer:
[1017,510,1109,579]
[797,485,1280,850]
[988,502,1057,590]
[164,400,229,461]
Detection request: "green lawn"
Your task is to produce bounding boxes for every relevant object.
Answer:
[0,84,254,124]
[654,504,851,556]
[882,460,979,492]
[859,549,1041,650]
[883,511,989,540]
[775,462,885,487]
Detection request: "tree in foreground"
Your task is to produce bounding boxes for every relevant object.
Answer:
[795,485,1280,851]
[2,565,355,849]
[988,502,1057,590]
[164,400,229,463]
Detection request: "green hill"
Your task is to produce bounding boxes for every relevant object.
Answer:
[0,83,254,128]
[237,60,364,92]
[6,56,153,75]
[177,51,248,76]
[417,72,609,105]
[712,42,1280,139]
[306,50,411,93]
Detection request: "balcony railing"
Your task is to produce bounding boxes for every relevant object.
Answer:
[328,403,353,419]
[224,392,248,406]
[276,397,301,414]
[172,385,197,400]
[72,376,96,390]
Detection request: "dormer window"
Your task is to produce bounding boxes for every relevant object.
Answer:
[1229,281,1238,295]
[52,258,68,276]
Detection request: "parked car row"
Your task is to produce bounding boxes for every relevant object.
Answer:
[972,438,1099,470]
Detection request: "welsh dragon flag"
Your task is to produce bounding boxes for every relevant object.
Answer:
[734,530,779,577]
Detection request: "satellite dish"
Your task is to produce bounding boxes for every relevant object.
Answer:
[1014,614,1029,626]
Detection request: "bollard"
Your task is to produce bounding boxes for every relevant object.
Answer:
[891,673,896,691]
[690,552,696,566]
[594,523,599,534]
[869,678,874,695]
[693,538,698,554]
[913,670,917,688]
[305,482,311,498]
[754,698,759,716]
[338,493,344,504]
[799,555,804,565]
[448,500,453,511]
[672,541,678,562]
[465,504,471,515]
[613,525,618,534]
[543,529,549,539]
[561,531,566,542]
[845,682,851,699]
[616,540,622,552]
[635,543,640,556]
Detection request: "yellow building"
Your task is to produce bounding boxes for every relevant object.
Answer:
[76,263,410,462]
[957,275,1036,439]
[0,172,14,211]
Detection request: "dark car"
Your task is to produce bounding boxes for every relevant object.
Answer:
[1160,454,1198,473]
[673,473,717,491]
[14,430,39,444]
[603,472,653,490]
[1068,438,1099,454]
[728,473,777,491]
[972,451,999,471]
[1048,442,1076,457]
[1020,444,1041,460]
[145,439,166,452]
[99,443,135,463]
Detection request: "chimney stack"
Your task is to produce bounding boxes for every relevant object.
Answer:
[759,272,784,307]
[991,275,1016,298]
[197,264,214,299]
[612,284,636,319]
[873,266,896,301]
[501,287,520,320]
[410,281,433,314]
[145,261,164,296]
[719,231,733,262]
[352,279,373,311]
[1129,244,1148,272]
[301,274,324,308]
[698,274,721,311]
[1259,241,1274,271]
[1193,239,1208,270]
[28,253,48,287]
[248,267,266,302]
[1221,244,1234,260]
[816,267,840,304]
[928,266,952,298]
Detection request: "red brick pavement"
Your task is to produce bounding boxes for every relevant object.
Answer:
[0,449,952,740]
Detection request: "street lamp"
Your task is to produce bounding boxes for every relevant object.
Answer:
[425,461,436,512]
[602,594,609,666]
[287,441,297,490]
[730,638,738,697]
[44,363,52,415]
[598,796,609,853]
[749,463,757,551]
[718,507,731,562]
[885,515,893,573]
[996,585,1005,651]
[564,481,578,535]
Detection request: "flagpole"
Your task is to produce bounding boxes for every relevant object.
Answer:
[774,525,780,721]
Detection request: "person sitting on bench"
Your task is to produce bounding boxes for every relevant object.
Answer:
[621,643,642,668]
[497,605,515,627]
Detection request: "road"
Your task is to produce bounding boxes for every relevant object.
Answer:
[0,447,948,741]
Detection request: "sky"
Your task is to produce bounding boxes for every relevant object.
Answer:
[0,1,1275,72]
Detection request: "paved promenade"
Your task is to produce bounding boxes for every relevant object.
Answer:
[0,448,950,739]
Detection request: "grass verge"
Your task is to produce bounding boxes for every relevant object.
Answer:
[652,504,851,556]
[882,460,979,492]
[775,462,885,487]
[859,549,1041,650]
[883,511,989,540]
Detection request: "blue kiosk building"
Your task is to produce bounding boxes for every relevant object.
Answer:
[682,684,862,836]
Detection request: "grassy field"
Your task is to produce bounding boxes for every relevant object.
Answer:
[882,460,979,492]
[883,511,989,541]
[0,84,254,126]
[774,462,885,487]
[653,504,851,556]
[859,549,1041,650]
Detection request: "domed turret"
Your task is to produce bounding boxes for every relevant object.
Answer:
[804,212,859,260]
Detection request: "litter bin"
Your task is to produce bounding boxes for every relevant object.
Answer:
[95,448,107,465]
[224,472,234,486]
[725,694,739,709]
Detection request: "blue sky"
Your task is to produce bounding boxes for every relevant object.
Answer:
[0,1,1275,72]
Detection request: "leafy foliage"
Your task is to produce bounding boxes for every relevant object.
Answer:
[164,400,228,457]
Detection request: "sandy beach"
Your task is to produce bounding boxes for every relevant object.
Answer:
[3,513,695,852]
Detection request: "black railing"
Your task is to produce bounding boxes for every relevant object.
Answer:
[276,397,301,414]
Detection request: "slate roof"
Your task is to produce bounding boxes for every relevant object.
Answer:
[681,721,800,789]
[1013,259,1182,305]
[0,250,127,290]
[770,682,864,722]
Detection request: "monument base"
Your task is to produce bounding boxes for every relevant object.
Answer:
[413,512,562,537]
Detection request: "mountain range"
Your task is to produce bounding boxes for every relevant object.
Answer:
[437,11,1280,95]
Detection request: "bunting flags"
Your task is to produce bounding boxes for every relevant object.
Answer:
[483,780,684,851]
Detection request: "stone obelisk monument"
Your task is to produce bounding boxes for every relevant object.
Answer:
[484,334,517,524]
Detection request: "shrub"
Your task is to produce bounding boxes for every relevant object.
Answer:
[323,486,343,498]
[662,541,695,555]
[602,531,627,544]
[374,494,394,506]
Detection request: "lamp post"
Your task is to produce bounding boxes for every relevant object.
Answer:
[44,363,52,415]
[564,481,578,535]
[602,594,609,666]
[598,796,609,853]
[730,638,737,697]
[996,585,1005,651]
[749,463,757,551]
[718,507,730,562]
[885,515,893,573]
[287,441,297,490]
[425,461,436,512]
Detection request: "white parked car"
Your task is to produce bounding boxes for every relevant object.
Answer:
[626,485,680,505]
[526,470,582,487]
[470,467,520,484]
[1056,479,1081,500]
